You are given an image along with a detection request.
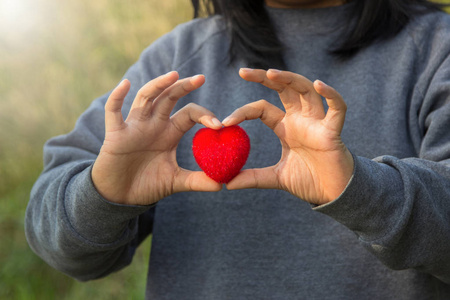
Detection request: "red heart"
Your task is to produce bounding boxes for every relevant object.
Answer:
[192,125,250,184]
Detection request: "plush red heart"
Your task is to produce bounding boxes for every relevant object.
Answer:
[192,125,250,184]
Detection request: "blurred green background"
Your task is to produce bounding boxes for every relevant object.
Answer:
[0,0,191,298]
[1,0,450,299]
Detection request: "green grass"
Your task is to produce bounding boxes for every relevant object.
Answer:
[0,0,190,298]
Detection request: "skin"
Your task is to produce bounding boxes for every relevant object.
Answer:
[224,69,354,205]
[92,69,354,206]
[265,0,346,9]
[92,71,223,206]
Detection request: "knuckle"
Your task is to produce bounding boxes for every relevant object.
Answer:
[256,99,269,106]
[183,102,199,111]
[136,89,145,99]
[167,93,179,102]
[185,102,197,108]
[181,80,194,93]
[171,116,186,133]
[136,89,152,101]
[154,79,170,92]
[105,99,120,113]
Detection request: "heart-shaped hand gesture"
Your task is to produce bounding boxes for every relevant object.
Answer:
[92,71,223,206]
[223,69,354,205]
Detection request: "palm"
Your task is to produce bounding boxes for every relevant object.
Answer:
[225,69,354,205]
[92,72,223,206]
[98,125,179,204]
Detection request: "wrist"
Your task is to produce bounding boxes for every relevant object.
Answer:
[321,148,355,204]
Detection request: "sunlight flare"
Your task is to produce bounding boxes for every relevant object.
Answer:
[0,0,39,36]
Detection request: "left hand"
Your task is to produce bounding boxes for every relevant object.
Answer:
[223,69,354,205]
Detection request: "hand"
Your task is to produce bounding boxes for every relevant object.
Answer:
[92,71,223,206]
[223,69,354,205]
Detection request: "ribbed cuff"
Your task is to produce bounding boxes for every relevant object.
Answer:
[64,163,152,244]
[313,156,404,242]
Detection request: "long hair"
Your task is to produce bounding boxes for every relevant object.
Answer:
[191,0,445,69]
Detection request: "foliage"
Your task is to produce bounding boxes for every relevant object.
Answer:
[0,0,190,298]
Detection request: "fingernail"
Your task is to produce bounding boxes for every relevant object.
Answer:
[315,79,328,87]
[191,75,202,83]
[222,116,231,125]
[211,118,222,127]
[240,68,253,73]
[268,69,281,73]
[165,70,178,76]
[117,79,127,87]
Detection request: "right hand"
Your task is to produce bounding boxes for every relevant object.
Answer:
[92,71,223,206]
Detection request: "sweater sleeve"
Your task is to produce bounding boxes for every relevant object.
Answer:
[24,38,173,281]
[25,16,227,281]
[314,53,450,283]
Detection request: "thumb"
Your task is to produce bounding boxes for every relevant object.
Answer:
[226,167,279,190]
[174,170,223,193]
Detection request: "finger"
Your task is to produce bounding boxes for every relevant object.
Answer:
[222,100,285,133]
[266,69,325,117]
[174,169,223,193]
[314,80,347,132]
[239,68,286,92]
[171,102,222,135]
[129,71,180,118]
[225,167,280,190]
[152,75,206,120]
[105,79,130,131]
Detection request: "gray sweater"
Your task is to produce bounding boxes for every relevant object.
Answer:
[26,3,450,299]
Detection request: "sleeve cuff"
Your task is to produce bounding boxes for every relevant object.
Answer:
[313,155,405,242]
[64,163,153,244]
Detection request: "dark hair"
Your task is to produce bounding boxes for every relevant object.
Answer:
[191,0,445,69]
